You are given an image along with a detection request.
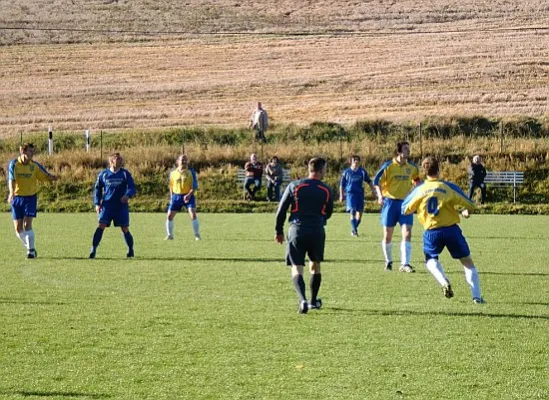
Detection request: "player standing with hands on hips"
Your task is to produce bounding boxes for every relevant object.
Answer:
[275,157,334,314]
[89,152,136,259]
[165,154,201,241]
[373,141,420,273]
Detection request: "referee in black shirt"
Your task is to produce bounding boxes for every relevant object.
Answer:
[275,157,334,314]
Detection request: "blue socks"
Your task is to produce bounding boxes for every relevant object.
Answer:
[92,228,104,248]
[123,231,134,251]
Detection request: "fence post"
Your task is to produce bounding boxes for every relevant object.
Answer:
[20,132,23,145]
[500,122,504,154]
[48,126,53,155]
[85,129,91,152]
[100,130,103,160]
[419,122,423,159]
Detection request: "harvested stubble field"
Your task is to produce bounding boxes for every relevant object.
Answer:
[0,0,548,136]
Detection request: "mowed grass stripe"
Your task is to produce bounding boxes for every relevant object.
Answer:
[1,213,547,399]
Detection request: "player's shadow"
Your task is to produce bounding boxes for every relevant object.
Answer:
[0,298,66,306]
[443,270,549,277]
[325,307,549,320]
[2,391,111,398]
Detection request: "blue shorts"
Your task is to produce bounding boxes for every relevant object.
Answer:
[346,192,365,213]
[381,198,413,227]
[423,224,470,261]
[11,195,38,220]
[168,193,196,212]
[98,204,130,227]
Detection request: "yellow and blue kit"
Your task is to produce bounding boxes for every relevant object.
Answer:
[168,168,198,211]
[8,156,53,219]
[374,159,420,227]
[8,156,52,196]
[402,178,476,260]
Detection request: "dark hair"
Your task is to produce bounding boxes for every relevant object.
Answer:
[350,155,360,162]
[394,141,409,156]
[308,157,327,173]
[20,143,35,151]
[271,156,279,162]
[421,156,439,177]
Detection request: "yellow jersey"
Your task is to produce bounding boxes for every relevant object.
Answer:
[8,156,52,196]
[402,178,475,230]
[169,168,198,195]
[373,158,420,200]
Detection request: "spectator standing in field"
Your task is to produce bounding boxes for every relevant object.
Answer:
[89,152,136,259]
[402,156,485,304]
[249,102,268,143]
[7,143,58,259]
[275,157,334,314]
[165,154,201,241]
[339,155,376,237]
[468,155,487,204]
[244,153,263,200]
[373,141,421,273]
[265,156,283,202]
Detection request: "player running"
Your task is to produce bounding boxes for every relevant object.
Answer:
[275,157,334,314]
[402,156,485,304]
[339,155,376,237]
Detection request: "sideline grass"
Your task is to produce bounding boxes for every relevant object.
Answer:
[1,213,548,399]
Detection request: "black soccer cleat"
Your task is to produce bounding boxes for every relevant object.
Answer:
[309,298,323,310]
[126,249,135,258]
[89,247,96,259]
[443,284,454,299]
[384,261,393,271]
[26,249,37,259]
[298,300,309,314]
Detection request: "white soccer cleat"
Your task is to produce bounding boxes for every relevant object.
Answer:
[195,234,201,241]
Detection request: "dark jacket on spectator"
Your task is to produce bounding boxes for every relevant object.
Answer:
[469,163,487,184]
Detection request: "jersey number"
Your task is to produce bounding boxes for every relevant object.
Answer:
[427,197,439,216]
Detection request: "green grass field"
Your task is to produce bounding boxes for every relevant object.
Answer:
[1,213,548,400]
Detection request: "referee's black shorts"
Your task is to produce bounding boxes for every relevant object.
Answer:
[285,225,326,266]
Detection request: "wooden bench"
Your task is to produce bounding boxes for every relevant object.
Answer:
[483,171,524,203]
[237,168,291,200]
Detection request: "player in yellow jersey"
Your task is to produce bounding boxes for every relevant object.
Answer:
[7,143,58,258]
[165,154,201,241]
[402,156,485,304]
[373,141,420,272]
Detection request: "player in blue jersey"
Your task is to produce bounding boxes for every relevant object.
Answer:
[165,154,201,241]
[275,157,334,314]
[7,143,58,259]
[373,141,420,273]
[339,155,376,237]
[89,152,137,259]
[402,156,485,304]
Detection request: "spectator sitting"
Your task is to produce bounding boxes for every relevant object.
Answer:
[244,153,263,200]
[265,156,283,202]
[468,155,487,204]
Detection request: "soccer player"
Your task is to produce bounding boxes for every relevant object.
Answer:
[402,156,485,304]
[373,141,420,273]
[339,155,376,237]
[89,152,136,259]
[7,143,58,259]
[165,154,201,241]
[275,157,334,314]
